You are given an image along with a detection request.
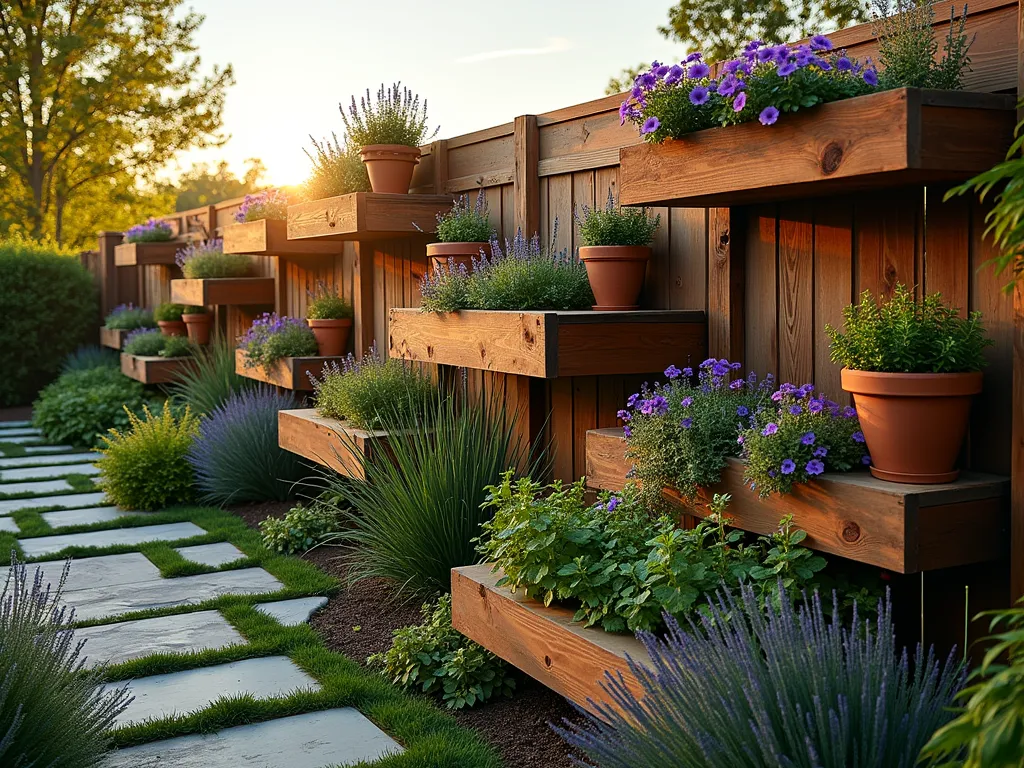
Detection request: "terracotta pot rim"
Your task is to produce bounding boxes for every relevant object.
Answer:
[578,245,652,262]
[307,317,353,327]
[181,313,209,321]
[157,319,186,327]
[360,144,422,161]
[841,368,983,397]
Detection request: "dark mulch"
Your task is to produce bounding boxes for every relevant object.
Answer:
[226,500,587,768]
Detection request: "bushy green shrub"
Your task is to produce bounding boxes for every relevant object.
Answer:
[370,595,516,710]
[306,284,353,320]
[159,335,194,359]
[576,189,660,247]
[873,0,973,90]
[166,339,256,415]
[340,82,438,147]
[240,313,318,369]
[32,366,153,448]
[0,239,97,406]
[302,134,371,201]
[104,304,155,331]
[260,502,338,554]
[175,239,252,279]
[97,403,198,511]
[153,303,186,322]
[1,557,131,767]
[434,192,493,244]
[122,329,166,357]
[62,345,119,373]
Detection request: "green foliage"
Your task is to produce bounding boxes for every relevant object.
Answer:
[302,134,371,201]
[166,339,256,416]
[606,63,647,96]
[164,159,265,213]
[240,315,319,370]
[873,0,973,90]
[62,345,119,373]
[260,502,338,554]
[153,303,186,322]
[312,348,437,431]
[306,284,353,320]
[920,599,1024,767]
[0,239,97,406]
[159,335,194,359]
[576,189,660,247]
[180,251,252,279]
[434,192,493,244]
[123,329,167,357]
[1,557,131,767]
[340,83,438,148]
[370,595,516,710]
[97,403,199,511]
[478,476,826,633]
[104,304,155,330]
[32,366,154,448]
[827,285,992,373]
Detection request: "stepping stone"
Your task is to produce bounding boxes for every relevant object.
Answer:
[0,427,41,437]
[0,435,44,445]
[255,596,328,627]
[103,656,319,728]
[2,552,162,594]
[77,610,244,669]
[0,478,74,496]
[0,491,106,515]
[18,521,204,557]
[67,567,283,621]
[0,420,31,429]
[0,462,99,481]
[40,506,141,529]
[23,445,75,453]
[0,517,17,533]
[175,542,245,567]
[100,708,402,767]
[0,452,99,468]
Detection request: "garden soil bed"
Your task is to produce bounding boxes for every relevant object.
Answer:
[227,501,586,768]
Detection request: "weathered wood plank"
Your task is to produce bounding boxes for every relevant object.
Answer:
[287,193,454,241]
[120,353,195,385]
[234,349,342,391]
[223,219,340,257]
[113,242,181,267]
[170,278,275,307]
[514,115,540,238]
[277,409,391,481]
[100,327,128,350]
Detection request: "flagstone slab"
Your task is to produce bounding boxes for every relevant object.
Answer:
[3,553,163,594]
[0,517,17,533]
[175,542,246,567]
[0,491,107,515]
[0,435,44,445]
[19,521,204,557]
[1,463,99,481]
[78,610,244,668]
[100,707,402,767]
[23,445,75,453]
[0,452,99,468]
[255,596,328,627]
[40,506,139,528]
[0,427,41,437]
[104,656,319,727]
[0,478,74,496]
[0,420,31,429]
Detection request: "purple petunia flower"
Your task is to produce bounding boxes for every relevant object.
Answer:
[737,405,749,417]
[639,72,657,89]
[685,51,703,63]
[733,92,747,111]
[682,367,694,377]
[689,85,710,105]
[863,68,879,86]
[737,435,745,444]
[664,64,684,85]
[789,404,803,416]
[862,454,872,465]
[681,417,693,429]
[842,406,857,419]
[801,432,816,445]
[626,393,639,408]
[762,423,779,436]
[665,364,682,379]
[654,64,670,78]
[806,459,825,476]
[852,431,865,443]
[641,117,661,135]
[810,35,833,51]
[623,425,632,438]
[759,106,780,126]
[687,62,711,79]
[616,409,631,422]
[781,459,796,474]
[717,74,740,97]
[836,56,853,72]
[778,62,797,77]
[813,446,828,458]
[771,390,785,402]
[681,396,693,408]
[713,362,731,377]
[606,496,621,511]
[756,47,775,63]
[722,59,741,74]
[808,399,824,414]
[729,379,744,390]
[745,39,764,52]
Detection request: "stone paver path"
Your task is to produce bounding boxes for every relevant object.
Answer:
[255,596,329,626]
[19,521,204,556]
[0,490,107,515]
[40,506,139,528]
[1,462,99,481]
[0,451,99,468]
[0,478,75,496]
[23,444,75,453]
[0,427,42,437]
[176,542,245,566]
[0,420,32,429]
[0,435,44,445]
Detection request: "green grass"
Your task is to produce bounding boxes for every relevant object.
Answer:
[0,440,30,457]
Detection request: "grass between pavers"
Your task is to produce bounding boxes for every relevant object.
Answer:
[0,472,97,498]
[0,441,30,457]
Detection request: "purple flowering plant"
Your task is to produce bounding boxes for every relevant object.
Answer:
[175,238,252,279]
[431,190,493,244]
[124,218,173,243]
[239,312,318,370]
[740,382,867,497]
[620,38,878,143]
[234,189,288,223]
[104,303,155,331]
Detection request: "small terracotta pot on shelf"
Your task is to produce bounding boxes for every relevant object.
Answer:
[182,313,211,346]
[578,245,651,310]
[157,320,187,337]
[308,318,353,357]
[426,242,490,274]
[359,144,421,194]
[841,368,983,484]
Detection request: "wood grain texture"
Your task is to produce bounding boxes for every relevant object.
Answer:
[234,349,342,391]
[278,409,391,481]
[119,353,195,385]
[514,115,540,237]
[585,427,1009,573]
[113,242,181,267]
[170,278,275,307]
[222,219,341,257]
[286,193,454,241]
[708,208,743,360]
[100,327,127,350]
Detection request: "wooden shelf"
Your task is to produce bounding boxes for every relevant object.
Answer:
[586,427,1009,574]
[278,409,392,481]
[452,563,648,716]
[619,89,1016,208]
[389,309,707,378]
[222,219,341,257]
[120,353,195,385]
[100,327,129,350]
[113,242,181,266]
[235,349,341,391]
[287,192,454,241]
[170,277,274,306]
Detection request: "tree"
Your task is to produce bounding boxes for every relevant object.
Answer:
[0,1,233,245]
[166,158,265,211]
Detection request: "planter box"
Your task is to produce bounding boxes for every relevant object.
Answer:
[113,242,181,266]
[235,349,341,391]
[451,563,648,716]
[287,192,454,241]
[389,309,707,378]
[222,219,341,257]
[120,353,195,385]
[619,89,1016,208]
[278,409,392,481]
[100,327,129,350]
[586,427,1009,574]
[170,278,275,306]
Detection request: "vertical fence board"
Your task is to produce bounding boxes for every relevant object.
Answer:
[812,203,854,401]
[778,203,814,385]
[744,206,778,376]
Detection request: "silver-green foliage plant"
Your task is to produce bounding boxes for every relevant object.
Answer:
[1,557,132,767]
[556,583,964,768]
[872,0,973,90]
[306,283,353,320]
[175,239,251,279]
[826,285,992,373]
[260,502,338,554]
[166,339,256,416]
[302,133,371,201]
[104,304,154,331]
[240,314,319,370]
[122,328,166,357]
[435,191,493,243]
[340,83,438,148]
[575,190,660,247]
[159,335,194,359]
[370,595,516,710]
[61,346,119,373]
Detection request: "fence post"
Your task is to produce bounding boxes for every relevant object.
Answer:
[96,230,134,317]
[514,115,539,236]
[707,209,744,361]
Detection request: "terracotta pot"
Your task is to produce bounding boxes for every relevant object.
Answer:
[182,313,211,346]
[307,318,353,357]
[578,245,651,310]
[841,368,983,484]
[359,144,421,194]
[426,242,490,274]
[157,320,187,337]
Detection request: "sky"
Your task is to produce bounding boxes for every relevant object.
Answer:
[175,0,681,187]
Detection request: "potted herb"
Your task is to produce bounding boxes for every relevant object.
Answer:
[426,191,493,274]
[240,313,319,371]
[105,304,155,331]
[153,303,187,337]
[123,328,167,356]
[827,285,992,483]
[234,189,288,223]
[575,190,660,310]
[159,335,194,359]
[181,305,211,346]
[124,218,174,243]
[341,83,438,195]
[306,283,354,357]
[175,239,253,278]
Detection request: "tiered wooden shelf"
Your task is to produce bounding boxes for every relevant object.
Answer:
[120,353,195,385]
[100,327,131,350]
[389,309,707,378]
[287,192,454,241]
[113,241,181,266]
[619,89,1016,208]
[586,427,1010,573]
[451,564,648,716]
[235,350,341,391]
[278,409,392,481]
[222,219,341,257]
[170,277,275,306]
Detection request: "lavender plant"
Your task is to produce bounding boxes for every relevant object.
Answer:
[740,382,867,496]
[122,328,166,356]
[434,191,493,243]
[234,189,289,223]
[1,557,132,767]
[104,303,155,331]
[556,584,964,768]
[124,218,173,243]
[340,83,438,147]
[873,0,973,90]
[175,239,252,279]
[159,335,194,359]
[576,189,660,247]
[240,313,318,369]
[306,283,353,320]
[302,133,371,201]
